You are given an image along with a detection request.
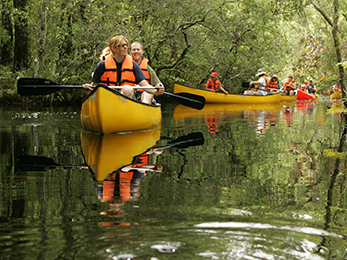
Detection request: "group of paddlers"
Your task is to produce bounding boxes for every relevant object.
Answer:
[245,69,317,96]
[204,69,322,96]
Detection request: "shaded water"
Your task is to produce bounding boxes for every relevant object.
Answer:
[1,98,347,259]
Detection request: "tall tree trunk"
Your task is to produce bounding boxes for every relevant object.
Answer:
[56,2,73,78]
[0,0,13,66]
[331,0,345,100]
[13,0,30,72]
[33,0,48,77]
[311,0,345,99]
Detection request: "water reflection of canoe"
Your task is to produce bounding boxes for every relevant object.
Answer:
[173,103,284,119]
[330,91,342,100]
[174,82,284,104]
[81,128,161,182]
[297,89,319,100]
[81,84,162,134]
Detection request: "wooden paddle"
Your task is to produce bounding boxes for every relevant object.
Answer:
[17,78,205,110]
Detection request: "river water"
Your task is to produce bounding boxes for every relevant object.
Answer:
[0,97,347,259]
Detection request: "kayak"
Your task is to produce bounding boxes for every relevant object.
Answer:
[80,84,162,134]
[296,89,319,100]
[330,91,342,100]
[81,128,161,182]
[174,82,287,104]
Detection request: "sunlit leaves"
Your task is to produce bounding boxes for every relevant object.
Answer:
[324,149,346,159]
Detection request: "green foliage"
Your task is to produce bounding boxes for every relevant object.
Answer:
[0,0,346,96]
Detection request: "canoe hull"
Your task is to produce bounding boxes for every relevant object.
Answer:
[296,89,319,100]
[81,128,161,181]
[174,83,289,104]
[81,85,162,134]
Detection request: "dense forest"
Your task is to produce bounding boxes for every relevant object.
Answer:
[0,0,346,103]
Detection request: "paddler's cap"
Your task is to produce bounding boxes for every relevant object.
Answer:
[211,72,218,77]
[256,69,266,77]
[272,74,278,79]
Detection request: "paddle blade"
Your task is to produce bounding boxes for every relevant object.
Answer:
[242,82,250,88]
[16,155,61,171]
[165,92,205,110]
[17,78,63,96]
[166,132,204,149]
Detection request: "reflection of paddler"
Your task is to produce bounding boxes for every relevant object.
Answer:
[99,153,163,217]
[173,103,282,122]
[205,114,218,133]
[81,127,161,182]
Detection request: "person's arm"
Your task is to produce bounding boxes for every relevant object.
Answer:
[83,61,105,91]
[219,85,228,94]
[134,62,164,95]
[205,80,211,90]
[147,66,160,85]
[138,80,164,95]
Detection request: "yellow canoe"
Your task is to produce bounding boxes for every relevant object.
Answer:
[280,94,297,102]
[331,91,342,100]
[81,85,162,134]
[81,128,161,182]
[174,83,285,104]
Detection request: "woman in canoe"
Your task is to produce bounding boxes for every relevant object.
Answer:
[83,35,164,104]
[332,82,342,93]
[266,74,281,93]
[300,81,308,92]
[283,75,296,95]
[205,72,228,94]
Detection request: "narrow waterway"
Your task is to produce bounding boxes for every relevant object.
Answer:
[0,98,346,259]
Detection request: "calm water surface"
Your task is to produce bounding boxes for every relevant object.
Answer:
[1,98,347,259]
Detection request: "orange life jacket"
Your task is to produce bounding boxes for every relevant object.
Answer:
[284,79,295,91]
[253,75,270,91]
[206,79,220,91]
[266,80,279,91]
[135,58,150,92]
[100,55,136,89]
[334,84,342,92]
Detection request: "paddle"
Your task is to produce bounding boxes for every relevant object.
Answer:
[16,155,82,172]
[16,132,204,172]
[17,78,205,110]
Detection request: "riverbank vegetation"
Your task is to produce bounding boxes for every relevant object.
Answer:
[0,0,346,104]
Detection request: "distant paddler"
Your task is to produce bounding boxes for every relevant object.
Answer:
[205,72,228,94]
[246,69,270,96]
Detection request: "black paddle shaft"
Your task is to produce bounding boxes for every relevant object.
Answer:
[17,78,205,110]
[17,78,82,96]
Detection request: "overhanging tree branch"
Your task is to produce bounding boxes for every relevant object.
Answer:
[310,0,333,27]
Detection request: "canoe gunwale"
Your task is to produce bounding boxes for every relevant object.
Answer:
[174,82,288,103]
[82,84,161,108]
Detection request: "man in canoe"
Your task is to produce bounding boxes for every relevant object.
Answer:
[83,35,164,104]
[129,41,165,100]
[247,69,270,96]
[307,79,317,94]
[205,72,228,94]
